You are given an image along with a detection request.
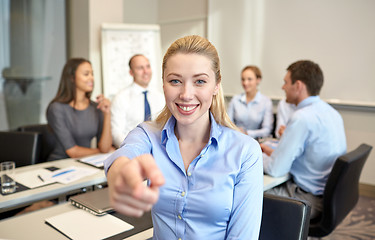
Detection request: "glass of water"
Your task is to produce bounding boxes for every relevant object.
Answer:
[1,161,16,194]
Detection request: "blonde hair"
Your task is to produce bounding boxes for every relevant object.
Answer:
[155,35,238,131]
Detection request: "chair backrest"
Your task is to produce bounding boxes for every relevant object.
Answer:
[259,193,311,240]
[0,131,41,167]
[309,143,373,237]
[17,124,56,163]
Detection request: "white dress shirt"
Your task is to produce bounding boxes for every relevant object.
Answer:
[275,99,297,138]
[111,82,165,147]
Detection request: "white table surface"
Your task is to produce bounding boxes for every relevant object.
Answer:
[0,174,289,240]
[0,158,106,213]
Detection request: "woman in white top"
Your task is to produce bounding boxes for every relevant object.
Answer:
[275,98,296,138]
[227,65,273,139]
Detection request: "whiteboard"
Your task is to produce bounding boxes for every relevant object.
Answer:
[101,23,162,100]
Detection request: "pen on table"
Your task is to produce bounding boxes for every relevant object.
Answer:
[38,175,44,182]
[52,169,75,178]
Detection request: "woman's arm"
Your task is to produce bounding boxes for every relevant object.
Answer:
[226,144,263,239]
[96,94,114,152]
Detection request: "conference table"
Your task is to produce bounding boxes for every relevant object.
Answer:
[0,158,290,240]
[0,158,107,214]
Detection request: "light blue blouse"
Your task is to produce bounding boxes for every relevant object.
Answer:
[263,96,347,195]
[104,113,263,239]
[227,91,273,138]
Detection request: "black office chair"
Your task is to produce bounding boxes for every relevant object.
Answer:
[17,124,56,163]
[259,193,311,240]
[0,131,41,167]
[308,143,373,238]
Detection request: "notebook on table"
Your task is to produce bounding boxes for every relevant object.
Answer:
[69,187,114,216]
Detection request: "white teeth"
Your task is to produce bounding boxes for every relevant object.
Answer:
[179,105,196,111]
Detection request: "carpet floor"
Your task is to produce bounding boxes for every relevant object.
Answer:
[321,195,375,240]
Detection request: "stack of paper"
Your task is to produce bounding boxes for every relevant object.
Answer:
[13,166,99,188]
[45,209,134,240]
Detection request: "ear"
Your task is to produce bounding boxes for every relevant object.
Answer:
[295,80,307,93]
[129,69,134,77]
[256,77,261,86]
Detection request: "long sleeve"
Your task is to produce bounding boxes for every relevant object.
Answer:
[47,102,76,151]
[246,97,273,138]
[111,91,131,148]
[226,143,263,239]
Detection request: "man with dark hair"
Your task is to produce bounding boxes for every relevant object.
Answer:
[261,60,346,219]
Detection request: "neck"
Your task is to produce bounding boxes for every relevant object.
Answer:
[71,91,89,109]
[246,90,257,102]
[296,94,311,106]
[134,81,148,89]
[175,117,211,144]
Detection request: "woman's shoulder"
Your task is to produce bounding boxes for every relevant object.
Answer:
[229,93,243,103]
[48,101,69,112]
[257,92,272,102]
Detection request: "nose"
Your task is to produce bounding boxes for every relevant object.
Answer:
[180,83,194,101]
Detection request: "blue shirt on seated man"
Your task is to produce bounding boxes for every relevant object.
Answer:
[260,60,346,219]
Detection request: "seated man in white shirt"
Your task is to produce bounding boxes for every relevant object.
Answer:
[275,98,296,138]
[111,54,165,148]
[260,60,347,219]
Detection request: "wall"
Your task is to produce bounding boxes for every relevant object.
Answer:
[123,0,158,24]
[68,0,124,98]
[158,0,207,55]
[208,0,375,185]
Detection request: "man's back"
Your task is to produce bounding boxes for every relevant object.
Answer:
[263,96,346,195]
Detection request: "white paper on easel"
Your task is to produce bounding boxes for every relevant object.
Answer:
[45,209,134,240]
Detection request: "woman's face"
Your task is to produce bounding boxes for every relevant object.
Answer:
[163,53,219,127]
[241,69,260,94]
[75,62,94,93]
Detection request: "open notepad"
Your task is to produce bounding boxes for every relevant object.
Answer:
[78,152,113,168]
[13,166,99,188]
[45,209,134,240]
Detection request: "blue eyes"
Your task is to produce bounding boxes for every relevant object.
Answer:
[170,79,181,84]
[196,80,206,85]
[169,79,206,85]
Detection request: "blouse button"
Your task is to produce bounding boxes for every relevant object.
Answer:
[187,172,192,176]
[181,191,186,197]
[178,215,182,220]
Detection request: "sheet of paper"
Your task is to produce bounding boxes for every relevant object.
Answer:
[13,168,56,188]
[79,152,112,168]
[45,209,133,240]
[262,139,279,149]
[40,166,100,184]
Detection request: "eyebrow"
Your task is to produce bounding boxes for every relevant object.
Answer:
[193,73,209,78]
[166,73,209,78]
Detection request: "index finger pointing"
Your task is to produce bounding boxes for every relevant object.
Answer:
[137,154,165,188]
